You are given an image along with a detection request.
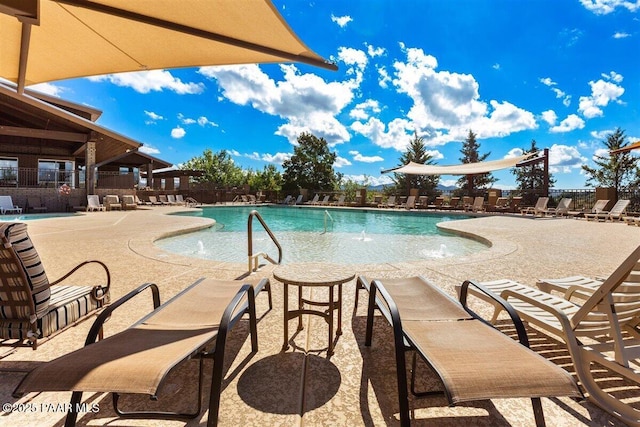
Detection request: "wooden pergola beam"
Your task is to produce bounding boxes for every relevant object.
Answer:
[0,125,88,142]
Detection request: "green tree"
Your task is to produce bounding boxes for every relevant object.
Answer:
[281,132,341,193]
[181,149,245,187]
[511,140,555,204]
[393,131,440,197]
[247,164,282,192]
[456,130,497,195]
[582,128,639,200]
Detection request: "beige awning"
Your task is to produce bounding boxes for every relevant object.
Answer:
[383,152,538,176]
[0,0,337,92]
[611,141,640,154]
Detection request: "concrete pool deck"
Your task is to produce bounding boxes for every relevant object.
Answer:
[1,205,638,426]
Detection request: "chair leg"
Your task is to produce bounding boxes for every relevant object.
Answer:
[531,397,546,427]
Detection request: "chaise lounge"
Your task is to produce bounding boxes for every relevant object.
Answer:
[359,275,581,426]
[13,276,271,427]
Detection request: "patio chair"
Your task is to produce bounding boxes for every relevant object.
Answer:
[520,196,549,216]
[121,195,137,210]
[147,195,163,205]
[158,194,171,205]
[26,196,47,213]
[0,195,22,214]
[567,199,609,218]
[401,195,415,209]
[584,199,630,222]
[319,195,330,205]
[465,196,485,212]
[14,276,270,427]
[104,195,122,211]
[360,276,581,427]
[0,222,110,350]
[307,194,320,205]
[166,194,181,205]
[331,195,346,206]
[378,195,396,208]
[541,197,572,217]
[486,196,509,212]
[86,195,105,212]
[464,245,640,425]
[427,196,444,209]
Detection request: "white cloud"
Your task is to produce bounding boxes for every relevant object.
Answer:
[594,148,611,159]
[88,70,205,94]
[549,144,588,173]
[505,148,524,158]
[377,66,392,88]
[613,31,631,38]
[342,174,394,187]
[540,77,556,86]
[580,0,640,15]
[349,151,384,163]
[426,150,444,160]
[349,99,381,120]
[590,129,616,140]
[540,77,571,105]
[492,63,501,70]
[550,114,585,133]
[197,116,218,127]
[578,74,625,118]
[139,144,161,155]
[262,152,291,165]
[145,110,164,121]
[171,126,186,139]
[28,82,65,97]
[351,117,414,151]
[199,62,358,145]
[541,110,557,125]
[390,47,537,143]
[331,14,353,28]
[365,43,386,57]
[334,156,352,168]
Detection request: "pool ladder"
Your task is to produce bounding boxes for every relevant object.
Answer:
[247,210,282,273]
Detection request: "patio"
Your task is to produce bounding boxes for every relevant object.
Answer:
[0,205,638,426]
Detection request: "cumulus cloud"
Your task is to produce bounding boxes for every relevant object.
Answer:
[505,148,524,158]
[139,144,161,155]
[541,110,557,125]
[197,116,218,127]
[171,126,186,139]
[539,77,570,105]
[262,152,291,165]
[87,70,205,94]
[365,43,386,57]
[342,174,394,187]
[580,0,640,15]
[550,114,585,133]
[28,82,65,97]
[388,47,536,144]
[613,31,631,38]
[578,73,625,118]
[351,117,414,151]
[144,110,164,124]
[334,156,352,168]
[492,63,501,70]
[349,99,381,120]
[331,14,353,28]
[549,144,588,173]
[198,60,361,145]
[349,151,384,163]
[377,66,392,88]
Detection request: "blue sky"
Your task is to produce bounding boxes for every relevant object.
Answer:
[30,0,640,189]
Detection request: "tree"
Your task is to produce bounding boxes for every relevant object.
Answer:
[582,128,639,200]
[181,149,245,187]
[511,139,555,204]
[247,164,282,192]
[393,131,440,196]
[456,130,497,195]
[281,132,341,193]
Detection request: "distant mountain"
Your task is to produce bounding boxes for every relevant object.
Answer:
[367,184,457,192]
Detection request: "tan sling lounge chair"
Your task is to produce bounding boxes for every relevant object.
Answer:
[86,195,105,212]
[584,199,630,222]
[378,195,396,208]
[0,223,110,350]
[14,276,271,427]
[521,197,549,216]
[541,197,572,217]
[359,276,581,427]
[567,199,609,218]
[465,245,640,426]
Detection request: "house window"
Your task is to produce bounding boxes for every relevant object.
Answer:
[38,159,74,187]
[0,157,18,186]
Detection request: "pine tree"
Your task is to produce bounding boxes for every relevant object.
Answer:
[582,128,639,200]
[393,131,440,196]
[456,130,496,195]
[511,140,555,205]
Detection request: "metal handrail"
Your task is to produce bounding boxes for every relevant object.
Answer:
[247,210,282,273]
[322,209,334,234]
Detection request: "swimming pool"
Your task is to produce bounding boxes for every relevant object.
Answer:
[156,206,488,264]
[0,213,79,222]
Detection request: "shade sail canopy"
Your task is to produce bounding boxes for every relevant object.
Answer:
[383,152,538,176]
[611,141,640,154]
[0,0,337,92]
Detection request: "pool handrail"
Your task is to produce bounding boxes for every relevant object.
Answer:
[247,210,282,273]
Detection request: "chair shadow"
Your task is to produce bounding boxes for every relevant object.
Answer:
[237,352,341,415]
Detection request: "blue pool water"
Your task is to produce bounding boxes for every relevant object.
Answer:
[0,213,78,222]
[157,206,488,264]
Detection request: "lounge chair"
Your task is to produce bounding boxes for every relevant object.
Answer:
[520,196,549,216]
[175,194,186,205]
[0,195,22,214]
[504,196,523,213]
[318,195,330,205]
[185,196,200,207]
[166,194,181,205]
[359,276,581,426]
[331,195,346,206]
[378,195,396,208]
[158,194,171,205]
[0,222,110,350]
[307,194,320,205]
[567,199,609,219]
[13,276,271,427]
[103,195,122,211]
[147,195,163,205]
[26,196,47,213]
[292,194,304,205]
[541,197,572,217]
[487,197,509,212]
[86,195,105,212]
[370,195,383,207]
[584,199,630,222]
[401,195,415,209]
[121,195,137,210]
[465,196,485,212]
[427,196,444,209]
[464,245,640,425]
[442,196,461,210]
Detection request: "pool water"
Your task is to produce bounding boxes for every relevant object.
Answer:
[0,213,78,222]
[157,206,488,264]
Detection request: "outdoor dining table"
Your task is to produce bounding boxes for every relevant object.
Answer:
[273,262,355,356]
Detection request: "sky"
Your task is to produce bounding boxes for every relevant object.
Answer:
[28,0,640,189]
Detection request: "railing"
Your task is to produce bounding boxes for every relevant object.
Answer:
[322,209,334,234]
[247,210,282,273]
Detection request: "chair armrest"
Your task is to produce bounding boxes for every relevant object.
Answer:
[49,260,111,301]
[564,285,597,302]
[459,280,531,347]
[84,282,160,346]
